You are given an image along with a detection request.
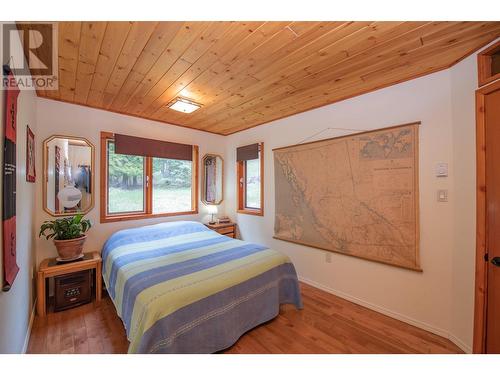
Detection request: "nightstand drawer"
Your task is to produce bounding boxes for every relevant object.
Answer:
[204,222,237,239]
[217,226,234,235]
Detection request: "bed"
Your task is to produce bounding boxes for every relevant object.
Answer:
[101,221,302,353]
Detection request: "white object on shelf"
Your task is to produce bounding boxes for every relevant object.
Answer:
[57,186,82,208]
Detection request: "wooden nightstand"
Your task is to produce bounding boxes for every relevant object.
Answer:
[205,222,237,238]
[36,251,102,317]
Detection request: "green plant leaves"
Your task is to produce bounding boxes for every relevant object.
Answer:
[38,215,92,241]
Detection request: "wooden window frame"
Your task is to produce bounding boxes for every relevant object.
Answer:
[100,132,198,223]
[478,40,500,87]
[237,142,264,216]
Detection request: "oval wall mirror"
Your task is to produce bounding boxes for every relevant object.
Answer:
[202,154,223,205]
[43,135,95,216]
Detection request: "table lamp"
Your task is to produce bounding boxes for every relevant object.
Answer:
[207,204,218,224]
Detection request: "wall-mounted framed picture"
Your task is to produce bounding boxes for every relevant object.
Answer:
[26,125,36,183]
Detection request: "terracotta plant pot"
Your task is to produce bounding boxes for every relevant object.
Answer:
[53,235,87,261]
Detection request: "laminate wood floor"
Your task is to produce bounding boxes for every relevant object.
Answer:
[27,282,463,354]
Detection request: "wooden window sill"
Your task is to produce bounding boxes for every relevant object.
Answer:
[100,210,199,223]
[237,209,263,216]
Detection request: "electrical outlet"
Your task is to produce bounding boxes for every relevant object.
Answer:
[325,252,332,263]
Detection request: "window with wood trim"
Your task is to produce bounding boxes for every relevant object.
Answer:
[100,132,198,223]
[478,40,500,87]
[237,142,264,216]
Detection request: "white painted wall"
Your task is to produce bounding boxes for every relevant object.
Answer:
[35,98,225,263]
[0,23,38,353]
[224,49,489,352]
[449,51,481,351]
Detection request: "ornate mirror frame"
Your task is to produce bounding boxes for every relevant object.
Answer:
[201,153,224,205]
[42,135,95,217]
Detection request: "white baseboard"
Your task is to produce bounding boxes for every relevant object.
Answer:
[22,299,36,354]
[448,333,472,354]
[298,277,472,353]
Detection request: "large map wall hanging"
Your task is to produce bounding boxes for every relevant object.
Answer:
[273,122,420,271]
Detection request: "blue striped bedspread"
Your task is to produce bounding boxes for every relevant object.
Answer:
[101,221,302,353]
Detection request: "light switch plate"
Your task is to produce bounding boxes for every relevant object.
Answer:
[435,163,448,177]
[437,189,448,202]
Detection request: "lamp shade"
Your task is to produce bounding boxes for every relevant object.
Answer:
[57,186,82,208]
[207,205,218,214]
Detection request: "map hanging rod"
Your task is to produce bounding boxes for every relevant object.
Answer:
[297,127,372,145]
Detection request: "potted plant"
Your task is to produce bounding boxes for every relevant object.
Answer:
[39,214,92,261]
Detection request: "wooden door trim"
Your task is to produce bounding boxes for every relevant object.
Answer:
[474,78,500,353]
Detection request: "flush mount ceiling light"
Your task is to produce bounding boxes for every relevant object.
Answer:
[167,97,202,113]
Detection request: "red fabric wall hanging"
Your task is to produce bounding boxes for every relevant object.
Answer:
[26,125,36,183]
[2,65,20,291]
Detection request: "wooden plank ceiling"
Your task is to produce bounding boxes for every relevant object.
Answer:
[34,21,500,135]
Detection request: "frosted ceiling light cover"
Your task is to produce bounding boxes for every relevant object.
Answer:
[168,98,201,113]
